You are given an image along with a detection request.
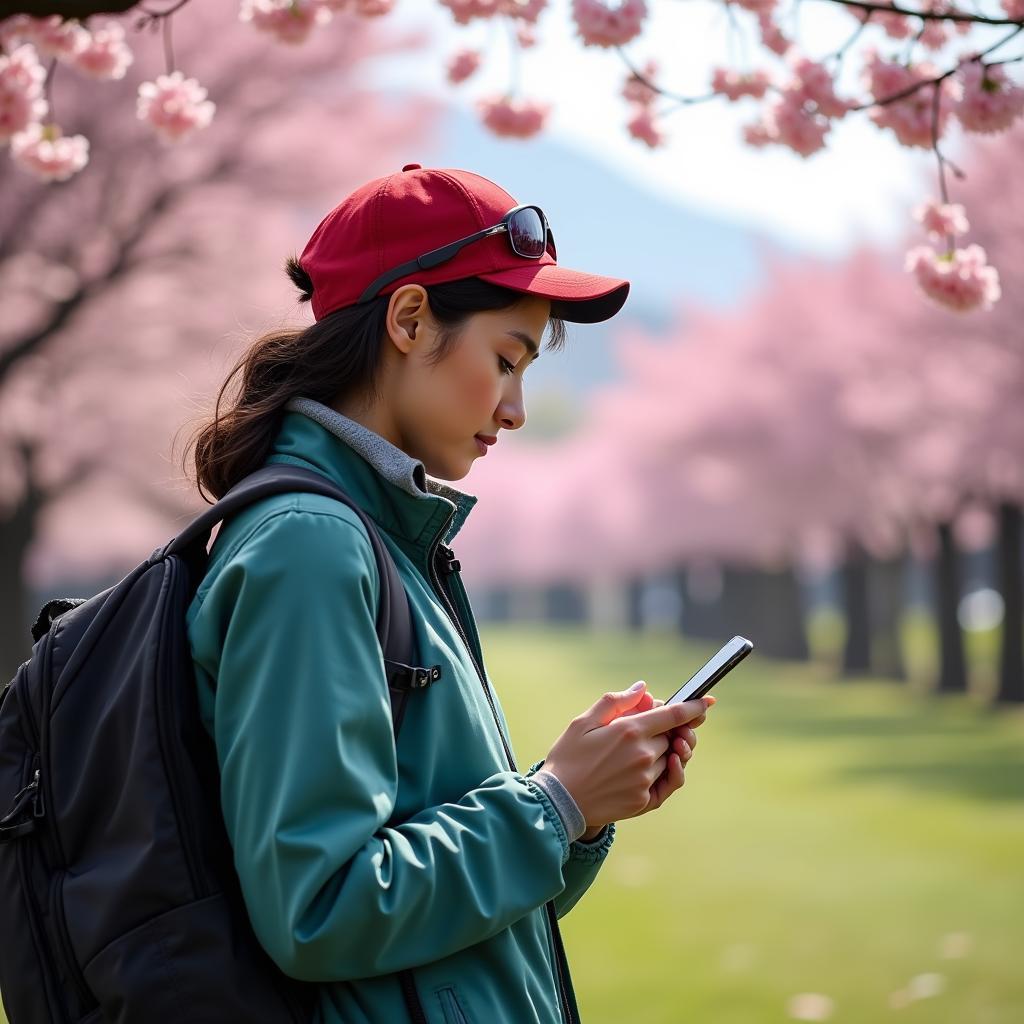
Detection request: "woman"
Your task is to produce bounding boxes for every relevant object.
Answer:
[184,164,712,1024]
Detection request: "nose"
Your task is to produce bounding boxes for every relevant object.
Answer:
[497,379,526,431]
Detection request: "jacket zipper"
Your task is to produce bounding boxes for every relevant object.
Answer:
[426,523,578,1024]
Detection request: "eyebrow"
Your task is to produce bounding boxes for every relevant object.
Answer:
[505,330,541,360]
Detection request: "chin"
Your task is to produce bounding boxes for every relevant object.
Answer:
[421,453,474,483]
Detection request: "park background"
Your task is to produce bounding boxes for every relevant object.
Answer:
[1,2,1023,1022]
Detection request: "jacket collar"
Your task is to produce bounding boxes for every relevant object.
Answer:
[265,399,477,556]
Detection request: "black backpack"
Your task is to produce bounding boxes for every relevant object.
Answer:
[0,465,441,1024]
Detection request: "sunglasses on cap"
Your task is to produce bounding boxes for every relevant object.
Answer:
[357,204,557,304]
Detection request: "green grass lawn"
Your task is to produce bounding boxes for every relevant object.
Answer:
[484,626,1024,1024]
[3,626,1020,1023]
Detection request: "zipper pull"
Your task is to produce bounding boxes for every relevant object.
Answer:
[0,768,41,842]
[437,544,461,575]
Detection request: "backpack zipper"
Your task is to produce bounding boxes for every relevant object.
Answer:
[156,556,208,900]
[36,631,98,1011]
[426,524,578,1024]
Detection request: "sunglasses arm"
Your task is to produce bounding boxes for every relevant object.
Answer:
[356,224,506,304]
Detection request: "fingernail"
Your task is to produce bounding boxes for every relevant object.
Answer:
[629,680,645,692]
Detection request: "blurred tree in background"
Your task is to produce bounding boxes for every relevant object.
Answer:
[458,129,1024,705]
[0,3,431,678]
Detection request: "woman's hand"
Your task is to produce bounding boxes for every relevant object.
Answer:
[542,683,713,830]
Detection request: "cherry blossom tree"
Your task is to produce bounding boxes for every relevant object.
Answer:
[0,2,431,679]
[3,0,1024,312]
[458,129,1023,699]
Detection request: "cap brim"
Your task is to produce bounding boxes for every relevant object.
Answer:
[477,263,630,324]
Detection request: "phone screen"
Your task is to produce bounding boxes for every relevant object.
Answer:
[665,636,753,705]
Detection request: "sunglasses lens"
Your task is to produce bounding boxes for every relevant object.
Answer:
[508,207,547,258]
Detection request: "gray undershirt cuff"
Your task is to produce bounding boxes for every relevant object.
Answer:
[530,769,586,843]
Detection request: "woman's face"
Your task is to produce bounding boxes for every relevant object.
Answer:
[389,291,551,481]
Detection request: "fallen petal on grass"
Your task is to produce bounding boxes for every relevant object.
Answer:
[908,972,947,1000]
[786,992,835,1021]
[940,931,973,959]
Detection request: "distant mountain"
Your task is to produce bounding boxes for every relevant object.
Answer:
[405,105,774,398]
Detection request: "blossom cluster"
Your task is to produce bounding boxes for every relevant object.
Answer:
[621,59,663,148]
[905,198,1000,312]
[741,55,854,158]
[239,0,395,44]
[0,13,219,181]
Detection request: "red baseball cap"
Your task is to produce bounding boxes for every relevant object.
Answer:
[299,164,630,324]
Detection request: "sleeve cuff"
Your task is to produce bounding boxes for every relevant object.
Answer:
[529,769,586,843]
[569,821,616,863]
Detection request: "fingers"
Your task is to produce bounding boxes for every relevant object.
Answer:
[580,681,649,728]
[647,752,685,810]
[627,696,713,737]
[619,691,657,717]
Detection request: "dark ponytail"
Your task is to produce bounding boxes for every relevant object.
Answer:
[182,257,566,503]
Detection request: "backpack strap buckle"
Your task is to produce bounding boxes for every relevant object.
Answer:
[385,661,442,692]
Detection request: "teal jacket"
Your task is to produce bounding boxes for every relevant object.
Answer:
[186,406,615,1024]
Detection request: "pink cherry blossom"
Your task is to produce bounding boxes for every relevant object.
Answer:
[72,20,133,81]
[874,8,914,40]
[572,0,647,48]
[510,0,548,22]
[351,0,397,14]
[136,70,216,143]
[757,12,791,57]
[516,24,537,48]
[447,49,482,85]
[731,0,777,13]
[439,0,546,24]
[623,60,658,106]
[764,94,830,157]
[955,60,1024,135]
[913,199,969,241]
[863,51,952,149]
[1001,0,1024,16]
[478,95,549,138]
[239,0,330,44]
[8,15,88,61]
[321,0,397,13]
[0,44,48,143]
[742,120,773,146]
[626,104,663,147]
[10,121,89,181]
[711,67,771,102]
[788,55,853,118]
[918,19,950,52]
[905,243,1001,312]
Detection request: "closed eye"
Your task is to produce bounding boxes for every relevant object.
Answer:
[498,356,516,376]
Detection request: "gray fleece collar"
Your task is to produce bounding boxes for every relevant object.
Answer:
[284,397,476,514]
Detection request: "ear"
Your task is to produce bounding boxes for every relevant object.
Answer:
[385,285,432,355]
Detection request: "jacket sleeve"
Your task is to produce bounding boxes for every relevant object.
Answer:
[188,504,570,982]
[554,825,616,918]
[525,761,616,919]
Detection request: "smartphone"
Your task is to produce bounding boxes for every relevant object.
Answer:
[665,635,754,705]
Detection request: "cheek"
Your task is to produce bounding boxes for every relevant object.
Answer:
[442,349,500,413]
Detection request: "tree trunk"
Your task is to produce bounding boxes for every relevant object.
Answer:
[722,565,809,661]
[543,583,588,625]
[679,564,729,641]
[840,540,870,676]
[995,502,1024,704]
[0,491,38,683]
[935,520,968,694]
[625,576,644,632]
[868,552,907,680]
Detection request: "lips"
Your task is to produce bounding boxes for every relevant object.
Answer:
[474,434,497,457]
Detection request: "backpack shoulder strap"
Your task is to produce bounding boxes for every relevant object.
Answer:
[164,465,439,735]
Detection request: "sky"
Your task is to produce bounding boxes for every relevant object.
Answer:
[371,0,983,257]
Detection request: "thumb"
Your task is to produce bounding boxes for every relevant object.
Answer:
[586,680,648,727]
